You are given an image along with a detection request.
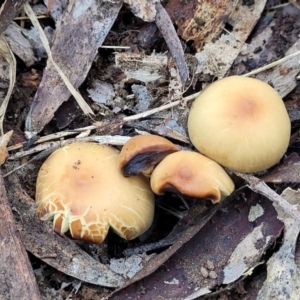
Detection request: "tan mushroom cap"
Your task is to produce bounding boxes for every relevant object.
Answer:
[119,134,178,176]
[188,76,291,173]
[36,142,155,244]
[150,151,234,203]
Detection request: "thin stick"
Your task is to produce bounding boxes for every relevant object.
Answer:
[7,92,200,151]
[238,173,300,222]
[7,46,299,151]
[14,15,48,20]
[242,49,300,77]
[100,46,130,49]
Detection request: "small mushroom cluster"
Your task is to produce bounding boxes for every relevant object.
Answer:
[118,134,235,204]
[35,136,234,244]
[35,76,291,244]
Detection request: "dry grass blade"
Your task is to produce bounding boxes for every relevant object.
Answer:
[0,37,16,136]
[243,49,300,77]
[23,3,94,116]
[5,41,299,151]
[7,92,201,151]
[4,135,130,177]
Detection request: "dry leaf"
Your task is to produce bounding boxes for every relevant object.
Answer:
[167,0,235,51]
[257,200,300,300]
[123,0,159,22]
[24,0,122,136]
[195,0,266,78]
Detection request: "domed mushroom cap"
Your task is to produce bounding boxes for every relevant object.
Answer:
[36,142,155,244]
[119,134,178,176]
[188,76,291,173]
[150,151,234,203]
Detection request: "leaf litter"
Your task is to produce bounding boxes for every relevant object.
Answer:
[1,0,300,299]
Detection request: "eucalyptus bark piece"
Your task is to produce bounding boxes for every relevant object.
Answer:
[155,2,189,86]
[25,0,122,136]
[0,0,28,34]
[0,170,40,299]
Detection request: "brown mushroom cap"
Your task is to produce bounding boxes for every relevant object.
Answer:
[36,142,155,244]
[150,151,234,203]
[188,76,291,173]
[118,134,178,176]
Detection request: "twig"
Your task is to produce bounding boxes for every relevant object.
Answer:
[238,173,300,222]
[7,45,299,151]
[14,15,48,21]
[242,49,300,77]
[123,91,200,122]
[100,45,130,49]
[5,135,130,176]
[155,2,189,86]
[123,233,181,256]
[7,92,200,152]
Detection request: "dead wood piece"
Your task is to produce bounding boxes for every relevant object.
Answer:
[115,52,168,83]
[166,0,235,51]
[238,173,300,223]
[256,188,300,299]
[195,0,266,78]
[255,38,300,98]
[0,170,40,299]
[123,233,181,256]
[3,22,36,67]
[155,2,189,86]
[25,0,122,136]
[262,153,300,183]
[0,0,28,34]
[123,0,158,22]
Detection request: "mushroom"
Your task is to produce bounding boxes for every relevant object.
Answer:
[150,151,234,203]
[188,76,291,173]
[118,134,178,177]
[36,142,155,244]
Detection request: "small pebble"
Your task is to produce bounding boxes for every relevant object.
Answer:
[208,271,218,279]
[200,267,209,278]
[206,260,214,270]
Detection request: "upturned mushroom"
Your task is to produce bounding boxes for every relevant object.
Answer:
[118,134,178,176]
[188,76,291,173]
[36,142,155,244]
[150,151,234,203]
